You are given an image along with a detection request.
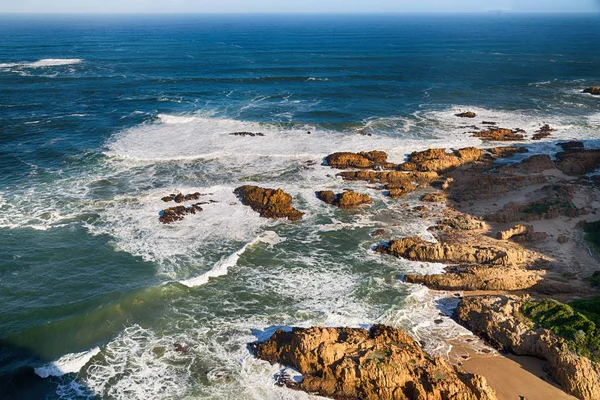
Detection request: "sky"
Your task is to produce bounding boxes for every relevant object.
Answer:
[0,0,599,14]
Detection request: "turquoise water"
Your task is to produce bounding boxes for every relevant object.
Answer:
[1,13,600,399]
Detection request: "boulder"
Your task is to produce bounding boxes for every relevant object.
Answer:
[421,193,447,203]
[486,146,528,158]
[473,128,525,141]
[323,151,394,169]
[456,111,477,118]
[159,203,203,224]
[315,190,372,209]
[234,185,304,221]
[161,192,202,203]
[252,325,497,400]
[532,124,556,141]
[398,147,485,173]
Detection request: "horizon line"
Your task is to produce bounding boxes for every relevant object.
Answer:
[0,10,599,15]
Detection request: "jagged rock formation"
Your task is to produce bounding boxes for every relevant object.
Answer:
[583,87,600,95]
[324,151,394,169]
[556,149,600,176]
[456,111,477,118]
[434,213,485,232]
[315,190,372,208]
[159,203,203,224]
[161,192,202,203]
[497,224,531,240]
[397,147,485,173]
[445,173,548,201]
[486,146,528,158]
[234,185,304,221]
[532,124,556,140]
[454,295,600,400]
[376,235,530,267]
[252,325,497,400]
[473,128,525,141]
[405,266,542,291]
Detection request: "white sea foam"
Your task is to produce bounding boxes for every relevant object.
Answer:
[0,58,82,69]
[179,231,284,287]
[35,347,100,378]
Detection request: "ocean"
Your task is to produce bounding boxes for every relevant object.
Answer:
[0,13,599,399]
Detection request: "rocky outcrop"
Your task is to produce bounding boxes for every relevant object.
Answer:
[385,182,417,198]
[456,111,477,118]
[159,203,203,224]
[421,193,447,203]
[497,224,531,240]
[454,295,600,400]
[583,87,600,95]
[376,235,529,267]
[434,213,485,231]
[405,266,542,291]
[556,149,600,176]
[252,325,497,400]
[397,147,485,173]
[473,128,525,141]
[315,190,372,209]
[234,185,304,221]
[485,184,585,223]
[324,151,394,169]
[499,154,555,174]
[486,146,528,158]
[161,192,202,203]
[532,124,556,140]
[339,170,439,186]
[445,174,548,201]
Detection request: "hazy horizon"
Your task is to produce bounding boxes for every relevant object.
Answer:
[1,0,598,14]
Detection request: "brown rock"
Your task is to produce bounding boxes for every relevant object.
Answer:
[159,203,203,224]
[583,87,600,95]
[338,170,439,186]
[405,267,542,291]
[398,147,485,173]
[234,185,304,221]
[557,235,570,244]
[474,128,525,141]
[421,193,447,203]
[486,146,529,158]
[532,124,556,141]
[436,214,485,231]
[497,224,531,240]
[556,149,600,176]
[316,190,372,209]
[385,182,417,198]
[454,295,600,400]
[456,111,477,118]
[372,229,386,237]
[376,236,529,267]
[324,151,394,169]
[161,192,202,203]
[253,325,497,400]
[499,155,555,174]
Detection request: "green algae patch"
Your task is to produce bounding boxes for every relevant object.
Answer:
[583,221,600,253]
[521,298,600,362]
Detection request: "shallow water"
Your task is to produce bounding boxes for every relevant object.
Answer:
[1,13,599,399]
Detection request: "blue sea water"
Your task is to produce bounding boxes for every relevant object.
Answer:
[0,13,599,399]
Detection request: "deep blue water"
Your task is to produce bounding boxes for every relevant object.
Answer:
[0,13,599,399]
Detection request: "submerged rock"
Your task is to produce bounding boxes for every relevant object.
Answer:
[161,192,202,203]
[252,325,497,400]
[159,203,203,224]
[455,111,477,118]
[234,185,304,221]
[532,124,556,141]
[230,131,265,137]
[315,190,372,209]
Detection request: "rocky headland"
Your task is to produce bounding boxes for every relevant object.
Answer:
[252,325,497,400]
